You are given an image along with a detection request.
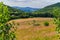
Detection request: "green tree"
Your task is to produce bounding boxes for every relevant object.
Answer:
[53,7,60,39]
[0,2,16,40]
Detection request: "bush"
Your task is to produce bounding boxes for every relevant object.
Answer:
[44,22,49,26]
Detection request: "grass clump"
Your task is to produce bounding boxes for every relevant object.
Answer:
[32,20,40,26]
[44,21,49,26]
[33,23,40,26]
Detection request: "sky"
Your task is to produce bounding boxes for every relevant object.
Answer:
[0,0,60,8]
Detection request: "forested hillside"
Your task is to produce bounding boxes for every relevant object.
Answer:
[13,7,39,12]
[3,3,27,19]
[32,2,60,17]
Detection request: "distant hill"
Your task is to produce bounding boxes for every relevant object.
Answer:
[32,2,60,17]
[34,2,60,13]
[12,6,39,12]
[6,6,24,13]
[3,4,26,19]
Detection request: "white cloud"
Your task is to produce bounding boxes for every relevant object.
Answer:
[1,0,60,8]
[0,0,3,2]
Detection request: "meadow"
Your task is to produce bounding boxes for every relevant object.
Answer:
[9,18,58,40]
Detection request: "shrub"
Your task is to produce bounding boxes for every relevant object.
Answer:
[44,22,49,26]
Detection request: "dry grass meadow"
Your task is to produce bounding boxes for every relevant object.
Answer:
[9,18,58,40]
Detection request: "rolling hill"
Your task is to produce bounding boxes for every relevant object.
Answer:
[12,6,39,12]
[32,2,60,17]
[34,2,60,13]
[3,4,26,19]
[5,6,24,13]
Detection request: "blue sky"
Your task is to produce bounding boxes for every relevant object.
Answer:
[1,0,60,8]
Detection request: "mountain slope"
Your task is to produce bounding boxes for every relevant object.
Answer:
[3,4,26,19]
[34,2,60,13]
[7,6,24,13]
[13,6,39,12]
[32,2,60,17]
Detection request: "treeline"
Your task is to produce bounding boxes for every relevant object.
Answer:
[10,12,54,19]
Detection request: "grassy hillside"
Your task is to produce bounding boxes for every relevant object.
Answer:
[9,18,58,40]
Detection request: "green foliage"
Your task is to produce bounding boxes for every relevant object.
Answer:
[53,6,60,39]
[32,3,60,18]
[0,2,16,40]
[52,7,60,18]
[44,22,49,26]
[53,7,60,32]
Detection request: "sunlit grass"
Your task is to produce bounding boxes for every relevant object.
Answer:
[10,18,58,40]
